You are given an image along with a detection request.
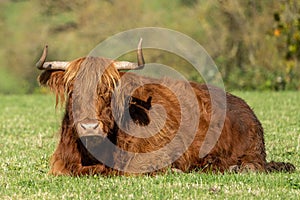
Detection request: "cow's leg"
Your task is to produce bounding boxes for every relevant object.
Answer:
[49,157,70,175]
[49,156,107,176]
[49,149,107,176]
[73,164,107,176]
[239,162,265,172]
[228,154,266,173]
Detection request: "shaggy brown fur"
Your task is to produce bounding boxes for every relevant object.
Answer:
[38,56,295,176]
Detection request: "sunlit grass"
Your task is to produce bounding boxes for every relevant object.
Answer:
[0,92,299,199]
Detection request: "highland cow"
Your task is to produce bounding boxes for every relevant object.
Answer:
[36,39,295,176]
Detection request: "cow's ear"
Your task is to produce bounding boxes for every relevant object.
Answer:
[38,70,66,106]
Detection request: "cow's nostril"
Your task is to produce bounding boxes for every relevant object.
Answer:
[80,123,99,130]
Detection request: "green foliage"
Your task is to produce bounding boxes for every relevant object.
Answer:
[0,0,300,94]
[202,0,300,91]
[273,1,300,90]
[0,92,299,199]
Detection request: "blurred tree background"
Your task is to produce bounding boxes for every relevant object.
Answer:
[0,0,299,94]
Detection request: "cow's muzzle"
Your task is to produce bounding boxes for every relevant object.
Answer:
[77,119,106,146]
[77,119,104,137]
[77,119,113,163]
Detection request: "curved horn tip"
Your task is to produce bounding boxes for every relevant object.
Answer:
[36,44,49,69]
[113,38,145,70]
[137,38,145,67]
[138,38,143,48]
[42,44,48,53]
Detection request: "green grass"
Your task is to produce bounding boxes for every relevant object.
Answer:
[0,92,299,199]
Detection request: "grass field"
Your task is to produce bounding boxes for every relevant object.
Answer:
[0,92,299,199]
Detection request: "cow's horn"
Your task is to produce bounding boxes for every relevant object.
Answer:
[36,45,48,69]
[114,38,145,70]
[137,38,145,67]
[36,45,70,70]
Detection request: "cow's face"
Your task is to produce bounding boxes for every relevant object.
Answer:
[38,57,120,140]
[36,40,145,142]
